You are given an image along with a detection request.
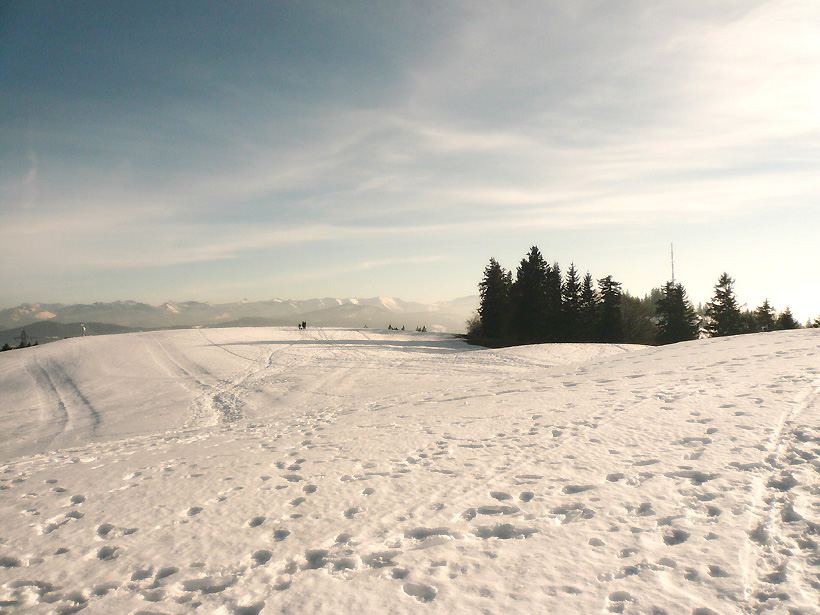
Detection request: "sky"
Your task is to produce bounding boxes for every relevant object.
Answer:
[2,1,819,321]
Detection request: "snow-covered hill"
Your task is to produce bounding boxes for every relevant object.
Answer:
[1,328,819,614]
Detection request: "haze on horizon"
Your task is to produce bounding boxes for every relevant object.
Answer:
[2,1,819,321]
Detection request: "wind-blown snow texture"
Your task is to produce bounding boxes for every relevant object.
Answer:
[1,327,819,614]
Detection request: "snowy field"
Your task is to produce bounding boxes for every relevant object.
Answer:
[1,327,819,615]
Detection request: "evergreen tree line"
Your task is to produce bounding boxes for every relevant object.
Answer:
[470,247,815,346]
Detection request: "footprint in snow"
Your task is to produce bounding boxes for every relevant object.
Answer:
[303,549,329,570]
[131,566,153,581]
[708,565,730,578]
[636,502,655,517]
[97,523,115,538]
[155,566,179,580]
[562,484,595,494]
[251,549,273,566]
[403,583,437,603]
[663,529,690,546]
[97,545,119,560]
[473,524,537,540]
[0,555,23,568]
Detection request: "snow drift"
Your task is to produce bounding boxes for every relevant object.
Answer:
[0,327,818,614]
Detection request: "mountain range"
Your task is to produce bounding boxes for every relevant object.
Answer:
[0,297,478,346]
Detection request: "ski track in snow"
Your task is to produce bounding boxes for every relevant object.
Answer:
[0,328,819,615]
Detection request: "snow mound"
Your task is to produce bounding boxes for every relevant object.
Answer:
[0,327,818,614]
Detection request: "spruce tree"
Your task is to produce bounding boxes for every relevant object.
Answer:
[562,263,582,342]
[477,258,512,339]
[545,262,564,340]
[579,272,598,341]
[755,299,776,332]
[655,282,699,345]
[774,307,800,330]
[621,292,658,345]
[597,275,623,343]
[511,246,550,342]
[704,273,743,337]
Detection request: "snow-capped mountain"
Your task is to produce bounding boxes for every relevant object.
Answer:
[0,297,478,337]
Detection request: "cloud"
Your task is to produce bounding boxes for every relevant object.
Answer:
[2,1,818,311]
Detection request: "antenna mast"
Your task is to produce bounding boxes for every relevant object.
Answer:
[670,243,675,285]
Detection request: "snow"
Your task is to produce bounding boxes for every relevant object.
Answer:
[1,327,819,614]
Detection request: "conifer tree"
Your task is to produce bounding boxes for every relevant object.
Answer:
[579,272,598,341]
[704,273,743,337]
[562,263,582,342]
[774,307,800,330]
[545,262,564,340]
[655,282,699,345]
[511,246,550,342]
[755,299,776,332]
[477,258,512,339]
[597,275,623,343]
[620,293,656,345]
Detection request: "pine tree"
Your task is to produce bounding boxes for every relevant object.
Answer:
[562,263,582,342]
[704,273,743,337]
[477,258,512,339]
[510,246,550,342]
[597,275,623,343]
[621,292,657,345]
[579,272,598,341]
[545,262,564,340]
[774,307,800,330]
[755,299,776,332]
[655,282,699,345]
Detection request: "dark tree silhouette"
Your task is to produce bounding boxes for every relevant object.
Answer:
[511,246,550,342]
[621,292,658,345]
[477,258,512,339]
[755,299,776,332]
[562,263,582,342]
[655,282,699,345]
[774,307,801,330]
[579,272,598,341]
[545,262,564,340]
[704,273,743,337]
[597,275,623,343]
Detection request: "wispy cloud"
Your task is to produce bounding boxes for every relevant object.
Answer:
[2,1,818,317]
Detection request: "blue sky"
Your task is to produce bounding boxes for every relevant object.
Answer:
[2,1,819,321]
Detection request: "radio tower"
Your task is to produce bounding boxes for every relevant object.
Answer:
[670,243,675,285]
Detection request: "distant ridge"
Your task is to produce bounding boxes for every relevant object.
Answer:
[0,296,478,341]
[0,321,140,348]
